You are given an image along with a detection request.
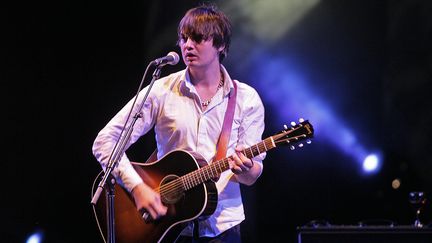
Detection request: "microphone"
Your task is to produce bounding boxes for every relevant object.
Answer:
[151,52,180,66]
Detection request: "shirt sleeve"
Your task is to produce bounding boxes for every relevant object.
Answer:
[237,85,266,175]
[92,87,159,192]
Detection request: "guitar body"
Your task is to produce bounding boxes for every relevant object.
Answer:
[94,150,218,243]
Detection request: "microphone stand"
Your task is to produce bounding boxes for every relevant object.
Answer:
[91,62,164,243]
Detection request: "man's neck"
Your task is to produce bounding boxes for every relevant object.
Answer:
[189,64,222,88]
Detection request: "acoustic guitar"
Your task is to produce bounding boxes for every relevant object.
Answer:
[92,119,314,243]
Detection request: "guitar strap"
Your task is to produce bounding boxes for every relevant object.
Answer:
[193,80,238,239]
[214,80,238,161]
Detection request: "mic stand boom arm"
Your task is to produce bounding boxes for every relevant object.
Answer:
[91,63,164,243]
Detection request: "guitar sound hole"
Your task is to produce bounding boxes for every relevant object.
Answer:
[160,174,184,204]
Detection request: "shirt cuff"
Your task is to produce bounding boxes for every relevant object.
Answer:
[117,155,144,192]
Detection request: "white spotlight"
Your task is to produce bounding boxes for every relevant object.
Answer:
[362,154,380,173]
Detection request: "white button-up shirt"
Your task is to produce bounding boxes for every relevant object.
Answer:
[93,65,266,237]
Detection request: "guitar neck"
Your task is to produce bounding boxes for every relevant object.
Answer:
[181,137,276,190]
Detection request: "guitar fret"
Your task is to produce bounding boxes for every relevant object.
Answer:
[183,175,187,190]
[187,174,191,188]
[208,165,213,178]
[190,174,195,188]
[190,175,196,188]
[255,143,261,154]
[190,174,194,188]
[180,177,186,190]
[212,164,217,177]
[205,166,211,181]
[224,159,229,170]
[221,159,225,171]
[196,172,201,186]
[203,169,207,181]
[249,147,253,158]
[184,175,190,190]
[194,170,203,185]
[210,165,215,178]
[199,170,204,184]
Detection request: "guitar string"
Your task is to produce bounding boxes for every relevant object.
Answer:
[157,152,241,196]
[156,162,218,194]
[156,156,230,197]
[158,159,227,198]
[154,158,226,194]
[157,140,273,198]
[158,137,284,198]
[157,139,274,197]
[157,157,230,196]
[156,138,271,196]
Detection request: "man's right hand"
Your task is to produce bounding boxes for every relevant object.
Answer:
[131,183,168,221]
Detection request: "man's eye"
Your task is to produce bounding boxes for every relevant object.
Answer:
[193,34,203,42]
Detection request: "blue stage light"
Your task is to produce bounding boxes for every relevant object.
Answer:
[26,231,43,243]
[248,54,383,175]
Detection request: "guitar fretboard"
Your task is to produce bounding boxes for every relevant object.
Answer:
[180,137,276,190]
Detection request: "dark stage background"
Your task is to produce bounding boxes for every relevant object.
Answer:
[4,0,432,242]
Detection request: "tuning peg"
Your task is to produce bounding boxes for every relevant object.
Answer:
[299,118,304,123]
[298,143,304,148]
[306,139,312,144]
[290,145,295,150]
[284,124,288,130]
[290,121,296,127]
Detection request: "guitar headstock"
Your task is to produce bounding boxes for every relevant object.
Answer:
[273,118,314,150]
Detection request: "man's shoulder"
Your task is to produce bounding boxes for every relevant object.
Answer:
[232,79,260,97]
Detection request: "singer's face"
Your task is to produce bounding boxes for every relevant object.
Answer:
[179,36,223,68]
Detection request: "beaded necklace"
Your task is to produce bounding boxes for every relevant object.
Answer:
[201,72,224,107]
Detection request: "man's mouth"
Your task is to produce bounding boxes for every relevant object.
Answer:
[186,52,197,58]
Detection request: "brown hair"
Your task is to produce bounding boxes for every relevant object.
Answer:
[178,4,232,61]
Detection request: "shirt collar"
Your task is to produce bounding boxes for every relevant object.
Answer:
[179,65,235,97]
